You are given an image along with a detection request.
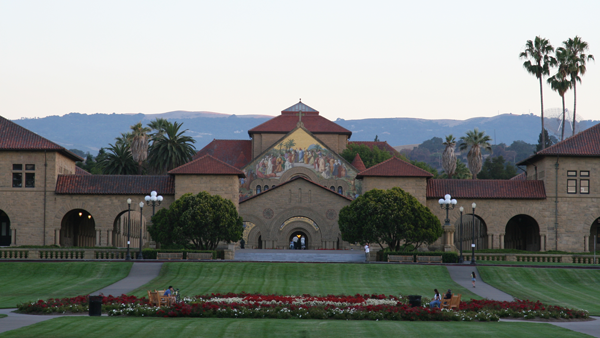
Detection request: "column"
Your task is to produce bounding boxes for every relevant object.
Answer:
[54,229,60,246]
[11,229,16,245]
[487,235,493,249]
[541,235,546,252]
[96,230,101,247]
[107,230,113,247]
[499,234,505,249]
[584,236,589,252]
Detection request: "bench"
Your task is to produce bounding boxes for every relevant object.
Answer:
[416,255,443,263]
[388,255,414,263]
[441,294,461,309]
[157,252,183,260]
[187,252,213,260]
[148,290,174,307]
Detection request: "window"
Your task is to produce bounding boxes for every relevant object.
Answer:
[567,179,577,194]
[580,179,589,194]
[12,173,22,187]
[567,170,577,177]
[25,173,35,188]
[330,186,335,191]
[338,186,343,194]
[25,164,35,170]
[256,186,261,194]
[264,185,269,191]
[580,171,590,177]
[13,164,23,170]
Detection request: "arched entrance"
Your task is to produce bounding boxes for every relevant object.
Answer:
[113,210,146,249]
[590,218,600,253]
[289,230,308,250]
[505,215,540,251]
[0,210,11,246]
[60,209,96,247]
[455,215,488,251]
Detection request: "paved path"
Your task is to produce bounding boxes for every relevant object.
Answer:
[234,249,366,262]
[446,265,514,302]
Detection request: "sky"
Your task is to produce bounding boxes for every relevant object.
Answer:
[1,0,599,122]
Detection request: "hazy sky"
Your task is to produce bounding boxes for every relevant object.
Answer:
[1,0,598,122]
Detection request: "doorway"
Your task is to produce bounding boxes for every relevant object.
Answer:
[289,231,308,250]
[0,210,10,246]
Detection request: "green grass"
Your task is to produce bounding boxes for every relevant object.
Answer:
[0,317,588,338]
[478,266,600,315]
[130,262,480,299]
[0,314,6,318]
[0,262,132,308]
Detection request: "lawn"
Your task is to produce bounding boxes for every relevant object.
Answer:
[129,262,480,299]
[0,262,132,308]
[0,317,588,338]
[478,266,600,315]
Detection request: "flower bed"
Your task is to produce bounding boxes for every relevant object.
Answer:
[17,293,589,322]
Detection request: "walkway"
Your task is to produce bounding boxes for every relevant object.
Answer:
[234,249,365,263]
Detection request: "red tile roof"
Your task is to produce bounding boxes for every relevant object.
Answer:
[356,156,433,178]
[240,176,353,203]
[168,154,245,177]
[0,116,83,161]
[509,172,526,181]
[351,153,367,172]
[426,179,546,199]
[75,166,91,175]
[248,114,351,135]
[349,141,400,157]
[193,139,252,168]
[55,175,174,195]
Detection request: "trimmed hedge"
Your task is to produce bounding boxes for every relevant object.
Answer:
[141,249,221,260]
[378,251,458,263]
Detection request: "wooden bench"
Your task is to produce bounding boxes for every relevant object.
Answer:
[416,255,443,263]
[187,252,213,260]
[441,294,461,309]
[157,252,183,260]
[148,290,175,307]
[388,255,414,263]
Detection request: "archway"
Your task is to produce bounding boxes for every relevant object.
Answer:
[60,209,96,247]
[0,210,11,246]
[590,218,600,253]
[113,210,147,249]
[454,215,488,251]
[289,230,308,250]
[505,215,540,251]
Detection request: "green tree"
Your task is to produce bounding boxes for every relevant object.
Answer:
[547,47,572,141]
[562,36,594,135]
[441,135,457,178]
[148,192,243,250]
[507,140,536,162]
[477,156,517,179]
[374,135,380,142]
[458,128,492,180]
[535,129,557,152]
[148,121,197,174]
[520,36,557,150]
[418,137,445,154]
[99,143,138,175]
[338,187,443,251]
[147,118,170,142]
[340,144,393,168]
[410,160,438,177]
[130,122,151,174]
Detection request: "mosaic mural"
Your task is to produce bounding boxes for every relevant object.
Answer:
[239,128,359,200]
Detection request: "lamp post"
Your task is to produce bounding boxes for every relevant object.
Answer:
[126,198,132,261]
[145,191,163,216]
[471,202,477,265]
[438,194,457,226]
[459,206,464,263]
[138,202,144,260]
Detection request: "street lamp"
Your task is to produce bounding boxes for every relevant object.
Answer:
[145,191,163,216]
[471,202,477,265]
[459,206,464,263]
[138,202,144,260]
[438,194,457,226]
[126,198,132,261]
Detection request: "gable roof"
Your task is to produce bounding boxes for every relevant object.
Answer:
[509,172,526,181]
[351,153,367,172]
[75,166,92,175]
[349,141,400,157]
[281,101,319,114]
[168,154,245,177]
[356,156,433,178]
[517,122,600,165]
[55,175,174,195]
[240,176,353,204]
[0,116,83,161]
[193,139,252,168]
[426,179,546,199]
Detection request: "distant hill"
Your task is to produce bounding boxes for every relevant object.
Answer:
[10,111,599,156]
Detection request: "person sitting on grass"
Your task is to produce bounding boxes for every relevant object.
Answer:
[429,289,441,308]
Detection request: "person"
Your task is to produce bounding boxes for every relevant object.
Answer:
[164,286,174,296]
[290,240,294,249]
[471,271,477,288]
[441,289,452,307]
[364,243,370,262]
[240,238,245,249]
[430,289,441,308]
[300,236,306,250]
[292,235,299,250]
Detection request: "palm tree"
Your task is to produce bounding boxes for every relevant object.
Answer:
[458,128,492,180]
[562,36,594,135]
[99,143,138,175]
[441,135,457,179]
[130,122,151,174]
[520,37,557,150]
[115,132,132,147]
[148,121,197,173]
[548,48,573,141]
[147,118,170,143]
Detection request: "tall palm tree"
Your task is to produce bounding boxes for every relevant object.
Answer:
[562,36,594,135]
[99,143,138,175]
[148,121,196,173]
[115,132,132,147]
[520,37,557,150]
[548,48,573,141]
[441,135,457,179]
[458,128,492,180]
[130,122,151,174]
[147,118,170,143]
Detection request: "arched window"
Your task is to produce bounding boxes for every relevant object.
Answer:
[264,185,269,191]
[330,186,335,191]
[272,185,275,189]
[338,186,343,194]
[256,186,261,194]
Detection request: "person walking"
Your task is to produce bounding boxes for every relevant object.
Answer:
[430,289,441,308]
[471,271,477,288]
[364,243,370,262]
